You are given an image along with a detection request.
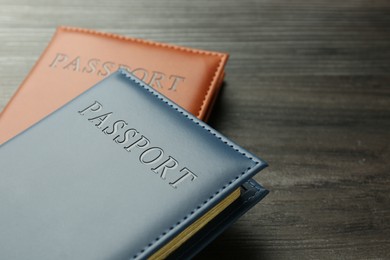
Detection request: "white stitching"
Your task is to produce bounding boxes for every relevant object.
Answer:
[60,26,227,118]
[118,70,260,259]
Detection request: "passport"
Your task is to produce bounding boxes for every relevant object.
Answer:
[0,26,228,144]
[0,70,268,259]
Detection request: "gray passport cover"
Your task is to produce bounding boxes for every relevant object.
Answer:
[0,69,267,259]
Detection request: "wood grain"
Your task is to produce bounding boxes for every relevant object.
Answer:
[0,0,389,259]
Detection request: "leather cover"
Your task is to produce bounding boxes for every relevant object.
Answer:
[0,70,267,259]
[0,26,228,144]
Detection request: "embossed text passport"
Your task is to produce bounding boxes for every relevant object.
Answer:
[0,70,267,259]
[0,26,228,144]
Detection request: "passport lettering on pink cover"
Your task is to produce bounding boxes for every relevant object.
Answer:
[0,26,228,144]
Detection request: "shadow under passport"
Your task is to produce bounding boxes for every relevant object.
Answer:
[206,81,227,129]
[194,225,270,260]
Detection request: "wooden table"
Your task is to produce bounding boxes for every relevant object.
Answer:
[0,0,389,258]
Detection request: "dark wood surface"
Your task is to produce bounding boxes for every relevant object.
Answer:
[0,0,389,259]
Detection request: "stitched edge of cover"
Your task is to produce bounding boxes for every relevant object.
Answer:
[117,70,263,259]
[59,26,227,119]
